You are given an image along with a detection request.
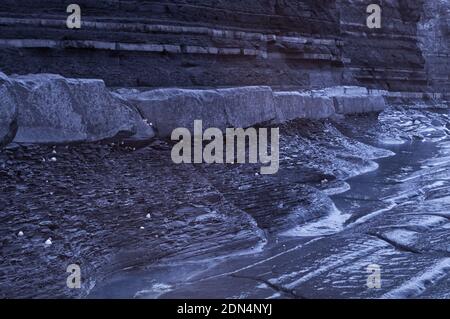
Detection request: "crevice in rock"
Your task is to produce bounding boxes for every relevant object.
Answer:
[368,232,422,255]
[230,273,306,299]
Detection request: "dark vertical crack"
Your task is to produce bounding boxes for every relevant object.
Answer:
[230,273,306,299]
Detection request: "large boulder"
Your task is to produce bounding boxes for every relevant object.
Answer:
[0,72,18,148]
[120,86,276,137]
[5,73,154,144]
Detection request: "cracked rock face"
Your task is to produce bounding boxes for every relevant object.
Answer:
[2,73,154,144]
[0,72,17,148]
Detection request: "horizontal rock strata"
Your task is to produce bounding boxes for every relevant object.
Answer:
[0,0,447,95]
[418,0,450,93]
[0,0,344,88]
[337,0,428,92]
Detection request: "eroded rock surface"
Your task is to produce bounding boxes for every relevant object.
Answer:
[119,86,276,137]
[119,85,387,137]
[0,72,17,147]
[2,73,154,144]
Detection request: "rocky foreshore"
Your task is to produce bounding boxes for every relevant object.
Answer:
[0,0,449,300]
[1,102,449,298]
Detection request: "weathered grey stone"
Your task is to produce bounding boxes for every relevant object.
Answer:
[274,92,335,123]
[0,72,18,147]
[317,86,387,114]
[331,96,386,114]
[120,85,388,135]
[111,92,156,145]
[274,86,385,123]
[219,87,276,128]
[332,95,387,114]
[4,73,154,144]
[120,86,276,137]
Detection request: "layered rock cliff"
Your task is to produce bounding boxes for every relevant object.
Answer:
[1,1,450,299]
[338,0,428,92]
[0,0,345,88]
[0,1,447,93]
[418,0,450,93]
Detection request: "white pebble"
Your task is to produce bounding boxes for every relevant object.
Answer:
[18,231,24,237]
[52,150,57,154]
[44,238,52,246]
[49,157,57,162]
[140,226,145,230]
[146,213,151,219]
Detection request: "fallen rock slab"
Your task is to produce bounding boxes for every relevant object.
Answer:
[4,73,154,144]
[274,86,385,123]
[119,85,387,137]
[119,86,276,137]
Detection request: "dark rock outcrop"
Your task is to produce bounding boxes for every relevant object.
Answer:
[0,0,446,95]
[0,72,18,148]
[337,0,428,92]
[2,73,154,144]
[418,0,450,93]
[0,0,344,88]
